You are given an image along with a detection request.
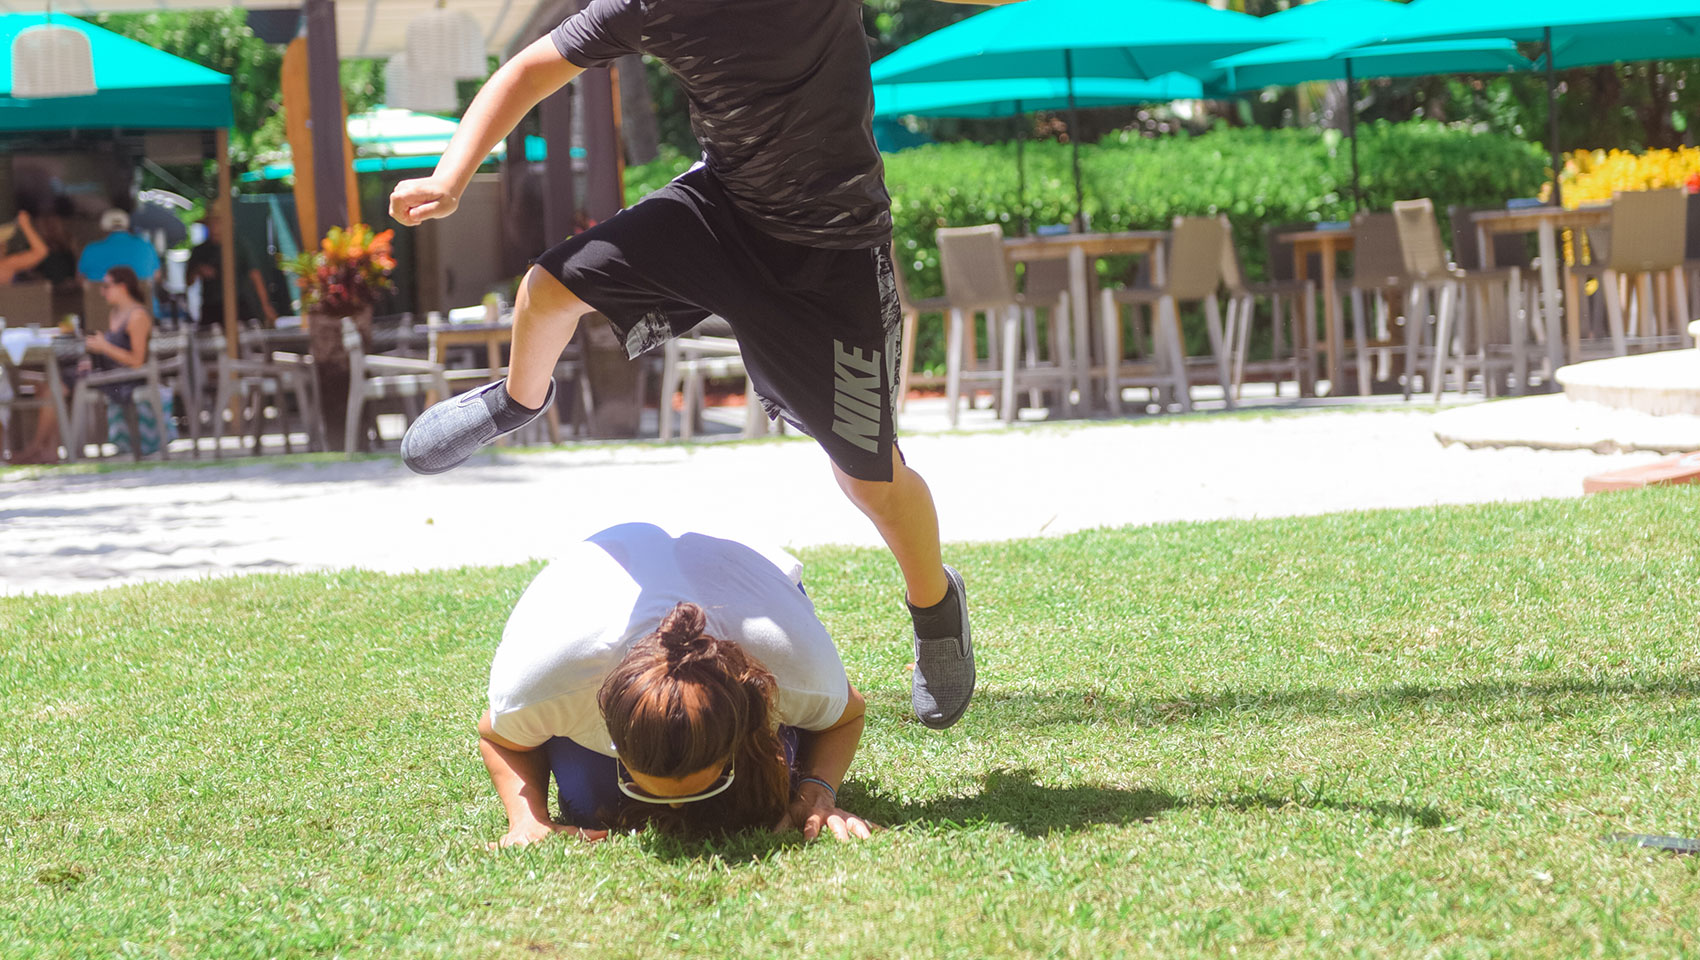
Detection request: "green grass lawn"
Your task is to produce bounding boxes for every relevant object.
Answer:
[3,489,1698,958]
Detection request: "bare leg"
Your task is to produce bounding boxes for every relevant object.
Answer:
[22,397,62,462]
[506,265,596,408]
[833,443,947,607]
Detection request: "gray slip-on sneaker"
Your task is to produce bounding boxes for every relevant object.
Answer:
[911,564,974,730]
[400,379,555,476]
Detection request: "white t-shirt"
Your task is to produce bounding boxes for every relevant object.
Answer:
[487,523,849,755]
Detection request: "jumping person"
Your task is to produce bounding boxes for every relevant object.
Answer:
[388,0,1015,730]
[481,523,875,845]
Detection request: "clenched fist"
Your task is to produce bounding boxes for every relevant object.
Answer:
[390,176,459,227]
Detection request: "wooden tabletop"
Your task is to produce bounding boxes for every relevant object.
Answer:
[1472,205,1610,234]
[1002,230,1169,259]
[1276,227,1355,245]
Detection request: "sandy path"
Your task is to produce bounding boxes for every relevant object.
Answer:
[0,409,1660,597]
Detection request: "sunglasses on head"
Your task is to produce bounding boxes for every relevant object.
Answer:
[615,756,735,805]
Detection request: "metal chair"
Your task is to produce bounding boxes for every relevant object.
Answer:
[66,329,193,462]
[935,224,1073,425]
[1393,198,1530,401]
[1099,216,1233,415]
[1572,189,1689,357]
[1447,204,1542,395]
[1223,229,1313,400]
[1342,212,1411,398]
[341,316,452,456]
[209,328,321,456]
[892,253,950,412]
[658,317,774,441]
[1014,257,1077,413]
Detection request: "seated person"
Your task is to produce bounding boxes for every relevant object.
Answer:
[15,266,155,464]
[77,209,161,286]
[480,522,875,846]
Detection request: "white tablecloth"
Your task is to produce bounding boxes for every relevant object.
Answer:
[0,327,54,364]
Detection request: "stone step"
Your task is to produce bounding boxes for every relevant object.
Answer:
[1556,350,1700,417]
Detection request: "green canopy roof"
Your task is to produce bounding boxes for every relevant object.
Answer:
[0,14,232,132]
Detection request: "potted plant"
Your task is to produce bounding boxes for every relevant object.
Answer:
[282,224,396,451]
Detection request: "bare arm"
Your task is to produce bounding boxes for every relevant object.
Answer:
[478,708,607,847]
[391,37,585,226]
[785,683,876,840]
[248,268,277,323]
[0,210,49,276]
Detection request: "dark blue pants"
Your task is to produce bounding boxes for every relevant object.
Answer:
[545,726,802,828]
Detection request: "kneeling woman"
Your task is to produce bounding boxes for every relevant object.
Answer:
[478,522,875,845]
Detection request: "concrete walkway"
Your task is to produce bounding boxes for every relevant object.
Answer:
[0,399,1662,598]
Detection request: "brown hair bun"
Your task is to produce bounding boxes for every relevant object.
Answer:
[657,602,715,669]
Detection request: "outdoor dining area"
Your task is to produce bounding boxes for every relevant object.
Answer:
[5,0,1700,462]
[896,184,1698,428]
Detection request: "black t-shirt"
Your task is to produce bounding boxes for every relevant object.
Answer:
[552,0,892,250]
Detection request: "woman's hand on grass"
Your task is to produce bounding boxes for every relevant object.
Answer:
[491,819,608,849]
[780,784,878,841]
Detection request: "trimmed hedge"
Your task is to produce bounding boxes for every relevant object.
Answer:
[625,122,1548,372]
[885,121,1548,298]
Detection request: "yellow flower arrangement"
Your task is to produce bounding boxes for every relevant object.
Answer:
[1538,147,1699,266]
[1549,147,1700,209]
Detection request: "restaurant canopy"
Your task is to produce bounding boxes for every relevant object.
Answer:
[1318,0,1700,202]
[1317,0,1700,69]
[18,0,524,58]
[1209,0,1530,92]
[870,0,1290,87]
[873,75,1205,118]
[0,13,232,131]
[240,106,584,181]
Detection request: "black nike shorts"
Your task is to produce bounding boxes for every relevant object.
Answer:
[532,165,901,482]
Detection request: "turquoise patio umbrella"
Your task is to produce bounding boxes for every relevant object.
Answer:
[870,0,1287,87]
[874,75,1208,228]
[872,0,1292,224]
[874,76,1204,118]
[1318,0,1700,202]
[1208,0,1532,208]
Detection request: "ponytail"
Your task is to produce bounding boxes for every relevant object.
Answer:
[598,602,790,836]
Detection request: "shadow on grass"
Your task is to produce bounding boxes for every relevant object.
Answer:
[847,768,1447,837]
[634,825,810,866]
[620,768,1445,863]
[976,676,1700,728]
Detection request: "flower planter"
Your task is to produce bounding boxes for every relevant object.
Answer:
[307,307,372,451]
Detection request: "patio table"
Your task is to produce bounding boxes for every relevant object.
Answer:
[427,319,511,387]
[1470,205,1611,369]
[1,327,81,459]
[1002,230,1169,411]
[1277,226,1354,394]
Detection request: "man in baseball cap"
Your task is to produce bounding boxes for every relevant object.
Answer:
[77,208,161,285]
